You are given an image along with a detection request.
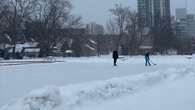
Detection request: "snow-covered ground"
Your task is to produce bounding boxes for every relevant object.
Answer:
[0,55,195,110]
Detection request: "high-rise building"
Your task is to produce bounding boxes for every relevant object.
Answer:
[176,8,187,20]
[137,0,152,27]
[176,13,195,38]
[86,22,104,35]
[137,0,171,27]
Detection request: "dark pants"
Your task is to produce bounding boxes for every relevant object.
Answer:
[113,58,117,66]
[145,58,151,66]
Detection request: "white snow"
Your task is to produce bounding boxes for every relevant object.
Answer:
[84,44,96,51]
[65,50,73,53]
[24,48,40,53]
[89,39,97,45]
[77,76,195,110]
[1,55,195,110]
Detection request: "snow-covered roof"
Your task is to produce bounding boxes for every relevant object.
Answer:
[7,42,39,53]
[85,44,96,51]
[65,50,73,53]
[89,39,97,45]
[139,45,153,49]
[24,48,40,53]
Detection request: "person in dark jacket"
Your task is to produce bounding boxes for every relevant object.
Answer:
[145,52,151,66]
[113,51,119,66]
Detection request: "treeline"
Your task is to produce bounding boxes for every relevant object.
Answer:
[107,4,194,55]
[0,0,82,57]
[0,1,194,58]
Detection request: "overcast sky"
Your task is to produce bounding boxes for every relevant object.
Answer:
[71,0,195,25]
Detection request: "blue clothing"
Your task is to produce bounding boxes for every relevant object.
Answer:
[145,52,151,66]
[145,57,151,66]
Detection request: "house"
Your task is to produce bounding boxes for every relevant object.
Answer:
[81,34,114,56]
[83,39,97,56]
[6,42,40,59]
[23,47,40,58]
[53,28,86,57]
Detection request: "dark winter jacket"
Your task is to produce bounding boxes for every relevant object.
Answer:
[145,52,150,60]
[113,51,119,59]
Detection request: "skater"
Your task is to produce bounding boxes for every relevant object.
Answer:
[145,52,151,66]
[112,51,119,66]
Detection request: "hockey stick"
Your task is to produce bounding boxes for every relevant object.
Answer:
[150,60,157,65]
[118,57,128,61]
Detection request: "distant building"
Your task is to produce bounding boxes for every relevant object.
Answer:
[175,8,195,38]
[186,15,195,37]
[176,19,188,38]
[6,42,40,58]
[86,23,104,35]
[53,28,86,57]
[137,0,171,27]
[137,0,171,54]
[176,8,187,20]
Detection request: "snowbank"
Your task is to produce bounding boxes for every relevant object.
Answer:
[78,76,195,110]
[1,67,195,110]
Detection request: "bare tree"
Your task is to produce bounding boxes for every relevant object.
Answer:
[66,15,83,28]
[0,0,83,57]
[109,4,145,55]
[106,19,119,35]
[36,0,71,56]
[27,0,80,56]
[151,17,176,54]
[0,0,39,55]
[126,11,145,55]
[109,4,130,51]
